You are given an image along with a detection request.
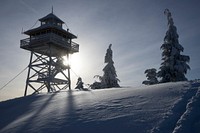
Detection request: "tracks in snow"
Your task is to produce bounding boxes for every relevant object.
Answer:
[172,82,200,133]
[151,82,200,133]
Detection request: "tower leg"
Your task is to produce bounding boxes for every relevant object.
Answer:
[47,45,52,92]
[67,54,71,90]
[24,51,33,96]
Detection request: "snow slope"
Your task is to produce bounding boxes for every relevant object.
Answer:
[0,81,199,133]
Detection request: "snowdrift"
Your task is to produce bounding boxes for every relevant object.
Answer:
[0,81,200,133]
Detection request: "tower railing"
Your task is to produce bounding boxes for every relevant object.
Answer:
[20,33,79,52]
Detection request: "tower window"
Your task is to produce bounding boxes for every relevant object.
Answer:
[41,21,46,25]
[57,23,62,26]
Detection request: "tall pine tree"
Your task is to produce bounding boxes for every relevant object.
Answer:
[158,9,190,83]
[102,44,120,88]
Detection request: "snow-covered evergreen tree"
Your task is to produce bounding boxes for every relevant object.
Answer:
[157,9,190,83]
[101,44,120,88]
[142,68,158,85]
[91,44,120,89]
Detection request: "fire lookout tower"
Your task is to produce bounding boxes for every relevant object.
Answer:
[20,11,79,96]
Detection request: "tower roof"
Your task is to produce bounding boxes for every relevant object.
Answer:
[24,25,77,39]
[39,13,64,24]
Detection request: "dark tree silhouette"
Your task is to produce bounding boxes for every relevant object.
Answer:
[157,9,190,83]
[143,68,158,85]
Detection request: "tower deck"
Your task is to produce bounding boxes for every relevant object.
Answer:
[20,33,79,56]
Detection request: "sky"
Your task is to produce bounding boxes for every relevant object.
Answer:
[0,0,200,101]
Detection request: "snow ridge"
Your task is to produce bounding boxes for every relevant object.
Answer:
[172,83,200,133]
[151,82,199,133]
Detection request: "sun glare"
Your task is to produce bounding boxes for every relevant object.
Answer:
[63,54,82,74]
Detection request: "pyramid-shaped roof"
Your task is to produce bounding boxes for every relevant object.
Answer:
[39,13,64,23]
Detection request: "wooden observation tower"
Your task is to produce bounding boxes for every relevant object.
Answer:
[20,11,79,96]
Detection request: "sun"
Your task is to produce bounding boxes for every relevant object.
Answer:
[63,54,82,74]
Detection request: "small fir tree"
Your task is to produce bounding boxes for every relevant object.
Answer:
[157,9,190,83]
[142,68,158,85]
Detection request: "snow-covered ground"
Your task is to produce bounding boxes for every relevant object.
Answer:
[0,81,200,133]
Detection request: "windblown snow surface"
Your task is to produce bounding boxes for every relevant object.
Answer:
[0,81,200,133]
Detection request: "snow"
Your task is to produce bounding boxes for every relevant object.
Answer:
[172,82,200,133]
[0,81,200,133]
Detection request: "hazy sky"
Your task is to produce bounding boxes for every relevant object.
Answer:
[0,0,200,101]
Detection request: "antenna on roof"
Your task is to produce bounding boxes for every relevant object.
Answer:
[52,6,54,14]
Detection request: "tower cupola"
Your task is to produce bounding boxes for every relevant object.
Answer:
[39,13,64,28]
